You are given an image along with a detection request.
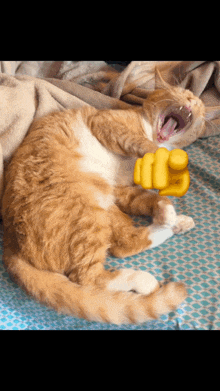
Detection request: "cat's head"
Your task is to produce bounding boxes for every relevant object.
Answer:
[142,69,206,150]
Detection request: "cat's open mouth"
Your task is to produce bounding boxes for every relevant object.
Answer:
[157,106,193,143]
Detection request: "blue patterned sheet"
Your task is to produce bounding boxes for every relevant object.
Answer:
[0,134,220,330]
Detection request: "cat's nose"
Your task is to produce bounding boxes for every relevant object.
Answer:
[184,98,197,112]
[188,98,198,106]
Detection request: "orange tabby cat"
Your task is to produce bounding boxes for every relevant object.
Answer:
[2,78,205,325]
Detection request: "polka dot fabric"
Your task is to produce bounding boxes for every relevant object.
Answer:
[0,135,219,330]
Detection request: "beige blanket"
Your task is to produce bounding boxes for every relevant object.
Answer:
[0,60,220,202]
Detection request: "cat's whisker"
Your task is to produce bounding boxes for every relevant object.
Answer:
[204,118,220,134]
[152,98,174,107]
[158,98,174,104]
[171,72,180,87]
[144,101,157,108]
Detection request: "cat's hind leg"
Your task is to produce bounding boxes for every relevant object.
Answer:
[64,204,159,298]
[65,204,186,322]
[109,204,175,258]
[109,202,195,260]
[106,205,184,297]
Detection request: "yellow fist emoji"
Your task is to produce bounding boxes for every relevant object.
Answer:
[134,148,190,197]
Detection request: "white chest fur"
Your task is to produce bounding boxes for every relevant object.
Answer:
[73,115,119,187]
[73,113,138,189]
[72,113,155,200]
[141,116,153,141]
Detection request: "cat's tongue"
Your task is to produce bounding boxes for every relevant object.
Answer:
[159,117,177,142]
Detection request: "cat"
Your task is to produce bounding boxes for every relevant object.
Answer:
[1,77,206,325]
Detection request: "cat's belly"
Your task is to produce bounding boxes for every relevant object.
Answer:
[73,117,137,209]
[76,150,135,187]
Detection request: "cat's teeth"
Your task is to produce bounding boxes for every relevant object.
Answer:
[180,106,183,110]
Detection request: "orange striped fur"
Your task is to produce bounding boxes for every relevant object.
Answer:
[2,83,203,324]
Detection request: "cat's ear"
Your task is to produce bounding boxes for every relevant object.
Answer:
[155,66,173,92]
[199,106,220,137]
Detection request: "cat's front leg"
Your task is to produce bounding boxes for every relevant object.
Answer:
[152,199,195,233]
[89,109,158,157]
[172,214,195,234]
[114,185,195,233]
[114,185,173,221]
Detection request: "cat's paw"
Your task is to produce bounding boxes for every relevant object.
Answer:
[107,268,160,296]
[153,200,177,227]
[172,214,195,235]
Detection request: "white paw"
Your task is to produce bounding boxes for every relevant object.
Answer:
[107,269,160,296]
[172,214,195,235]
[148,223,174,249]
[153,200,177,227]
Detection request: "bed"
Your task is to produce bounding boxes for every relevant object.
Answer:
[0,61,219,330]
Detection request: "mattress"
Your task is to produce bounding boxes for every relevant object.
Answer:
[0,134,219,330]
